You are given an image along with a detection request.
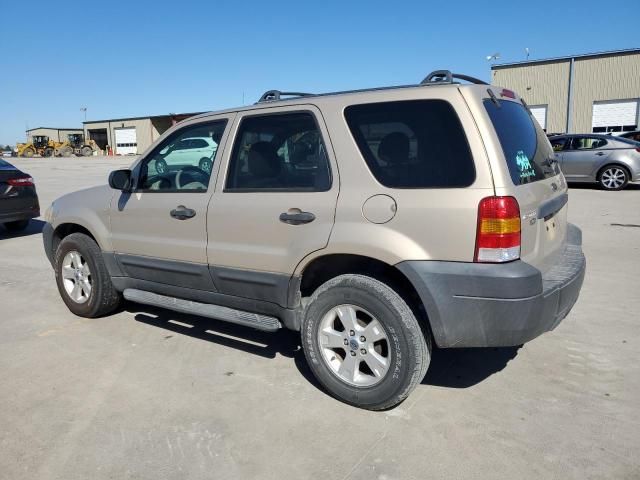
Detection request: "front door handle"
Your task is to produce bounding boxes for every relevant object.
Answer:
[170,205,196,220]
[279,209,316,225]
[595,151,606,156]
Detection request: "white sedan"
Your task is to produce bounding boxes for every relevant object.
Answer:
[154,137,218,174]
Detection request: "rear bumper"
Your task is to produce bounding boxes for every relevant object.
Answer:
[0,208,39,224]
[397,223,586,348]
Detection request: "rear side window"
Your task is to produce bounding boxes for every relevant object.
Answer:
[225,112,331,191]
[484,99,560,185]
[344,100,475,188]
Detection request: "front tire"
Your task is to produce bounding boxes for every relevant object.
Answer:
[301,274,430,410]
[599,165,629,190]
[81,146,93,157]
[54,233,122,317]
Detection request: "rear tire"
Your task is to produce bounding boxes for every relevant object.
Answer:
[44,147,54,157]
[54,233,122,318]
[21,148,35,158]
[59,146,73,157]
[598,165,629,190]
[301,274,430,410]
[4,220,29,232]
[81,146,93,157]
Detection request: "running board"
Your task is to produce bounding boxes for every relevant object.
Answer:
[123,289,282,332]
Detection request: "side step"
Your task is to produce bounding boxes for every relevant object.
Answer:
[123,289,282,332]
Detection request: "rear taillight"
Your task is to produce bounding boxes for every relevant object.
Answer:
[635,147,640,153]
[475,196,521,263]
[7,177,34,187]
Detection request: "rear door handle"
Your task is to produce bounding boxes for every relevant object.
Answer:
[170,205,196,220]
[279,209,316,225]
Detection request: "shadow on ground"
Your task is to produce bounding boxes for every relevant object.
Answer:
[0,219,45,238]
[129,302,520,395]
[422,345,521,388]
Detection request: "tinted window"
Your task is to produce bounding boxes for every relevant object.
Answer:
[484,99,560,185]
[138,120,227,191]
[345,100,475,188]
[189,138,209,148]
[226,112,331,191]
[570,137,608,150]
[0,159,11,168]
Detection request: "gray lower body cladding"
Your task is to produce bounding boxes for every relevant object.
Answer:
[397,223,586,348]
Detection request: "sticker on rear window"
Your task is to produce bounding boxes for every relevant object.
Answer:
[515,150,536,179]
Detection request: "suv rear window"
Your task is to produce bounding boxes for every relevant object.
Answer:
[484,99,560,185]
[344,100,475,188]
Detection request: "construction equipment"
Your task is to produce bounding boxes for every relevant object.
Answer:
[56,134,99,157]
[16,136,57,158]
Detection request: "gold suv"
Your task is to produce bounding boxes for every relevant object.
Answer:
[43,71,586,410]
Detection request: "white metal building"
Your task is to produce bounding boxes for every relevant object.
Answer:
[83,112,202,155]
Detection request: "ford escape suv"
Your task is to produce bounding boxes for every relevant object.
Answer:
[43,71,586,410]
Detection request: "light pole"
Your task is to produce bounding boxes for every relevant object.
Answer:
[80,107,87,122]
[525,48,530,61]
[486,52,501,62]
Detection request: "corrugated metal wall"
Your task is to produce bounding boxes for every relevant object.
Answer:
[83,119,154,154]
[493,61,570,133]
[492,51,640,134]
[571,52,640,133]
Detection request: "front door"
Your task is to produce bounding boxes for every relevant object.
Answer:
[109,117,231,289]
[561,136,611,180]
[206,106,339,303]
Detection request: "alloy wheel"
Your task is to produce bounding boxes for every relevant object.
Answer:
[318,304,391,387]
[61,251,92,304]
[601,167,626,189]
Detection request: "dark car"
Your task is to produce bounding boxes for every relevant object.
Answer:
[618,131,640,143]
[0,159,40,232]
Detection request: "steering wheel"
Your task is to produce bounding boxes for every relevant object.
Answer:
[175,166,209,190]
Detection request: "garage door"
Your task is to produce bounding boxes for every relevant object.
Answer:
[529,105,547,130]
[592,100,639,134]
[115,127,138,155]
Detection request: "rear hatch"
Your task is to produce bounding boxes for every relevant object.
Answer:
[465,87,568,270]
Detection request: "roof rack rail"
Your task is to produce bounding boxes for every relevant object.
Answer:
[420,70,488,86]
[257,90,314,103]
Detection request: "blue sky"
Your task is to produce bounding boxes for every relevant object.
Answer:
[1,0,637,145]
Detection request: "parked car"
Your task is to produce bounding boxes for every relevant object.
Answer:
[618,130,640,143]
[42,71,585,410]
[0,159,40,232]
[549,134,640,190]
[153,136,218,175]
[2,149,13,157]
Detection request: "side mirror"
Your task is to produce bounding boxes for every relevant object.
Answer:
[109,169,133,192]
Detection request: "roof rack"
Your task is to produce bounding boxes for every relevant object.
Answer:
[420,70,488,86]
[257,90,314,103]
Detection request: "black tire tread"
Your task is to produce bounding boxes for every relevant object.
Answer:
[302,274,430,410]
[54,233,122,318]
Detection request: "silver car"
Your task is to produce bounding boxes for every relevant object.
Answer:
[550,134,640,190]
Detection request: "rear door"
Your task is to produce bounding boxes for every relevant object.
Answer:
[206,105,338,302]
[473,90,567,269]
[561,136,611,180]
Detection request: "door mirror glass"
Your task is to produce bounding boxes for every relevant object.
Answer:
[109,169,133,191]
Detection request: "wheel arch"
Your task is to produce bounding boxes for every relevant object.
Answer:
[296,253,434,341]
[51,223,100,259]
